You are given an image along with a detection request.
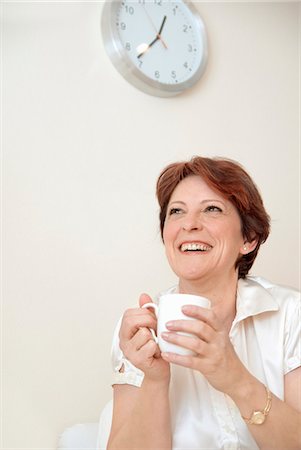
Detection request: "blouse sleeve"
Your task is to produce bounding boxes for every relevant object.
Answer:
[111,317,145,388]
[284,294,301,375]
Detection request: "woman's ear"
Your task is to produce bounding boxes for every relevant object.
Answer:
[240,238,258,255]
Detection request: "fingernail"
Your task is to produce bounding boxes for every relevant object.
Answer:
[165,321,174,328]
[161,332,170,340]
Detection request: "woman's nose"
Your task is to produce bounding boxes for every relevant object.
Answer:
[182,213,203,231]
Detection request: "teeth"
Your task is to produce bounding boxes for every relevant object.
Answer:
[180,243,212,252]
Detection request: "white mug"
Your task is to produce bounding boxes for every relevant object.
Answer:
[142,293,211,356]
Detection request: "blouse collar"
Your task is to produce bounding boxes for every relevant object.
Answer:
[234,276,279,325]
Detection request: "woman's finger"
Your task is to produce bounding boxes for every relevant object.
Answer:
[181,305,221,331]
[119,309,157,341]
[161,351,193,367]
[165,318,214,343]
[126,339,159,369]
[138,339,158,360]
[130,327,156,351]
[161,331,208,356]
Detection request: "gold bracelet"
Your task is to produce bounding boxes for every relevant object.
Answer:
[242,385,272,425]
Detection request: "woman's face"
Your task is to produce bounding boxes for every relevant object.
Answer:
[163,175,246,284]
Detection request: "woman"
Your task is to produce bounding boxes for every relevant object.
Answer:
[106,156,300,449]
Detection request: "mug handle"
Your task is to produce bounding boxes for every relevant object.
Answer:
[142,303,159,344]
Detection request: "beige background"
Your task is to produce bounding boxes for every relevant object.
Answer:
[1,1,300,448]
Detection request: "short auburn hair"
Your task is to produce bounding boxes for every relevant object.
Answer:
[156,156,270,279]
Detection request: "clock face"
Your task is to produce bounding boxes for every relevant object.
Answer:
[102,0,208,96]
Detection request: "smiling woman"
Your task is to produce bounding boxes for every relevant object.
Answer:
[156,157,270,280]
[102,156,301,450]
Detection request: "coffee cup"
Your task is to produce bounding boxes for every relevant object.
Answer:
[142,293,211,356]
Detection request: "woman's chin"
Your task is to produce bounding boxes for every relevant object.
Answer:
[175,269,209,283]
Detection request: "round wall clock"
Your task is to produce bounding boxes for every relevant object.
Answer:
[101,0,208,97]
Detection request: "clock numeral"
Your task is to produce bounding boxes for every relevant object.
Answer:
[154,70,160,79]
[120,22,126,30]
[154,0,162,6]
[125,5,134,14]
[138,60,143,68]
[173,6,178,15]
[138,0,145,4]
[171,70,176,79]
[188,44,193,52]
[183,24,188,33]
[183,62,188,69]
[125,42,131,51]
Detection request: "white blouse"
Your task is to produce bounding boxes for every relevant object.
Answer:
[103,276,300,450]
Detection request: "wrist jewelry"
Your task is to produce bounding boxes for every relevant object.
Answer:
[242,385,272,425]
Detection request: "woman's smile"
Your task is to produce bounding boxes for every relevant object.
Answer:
[179,241,213,253]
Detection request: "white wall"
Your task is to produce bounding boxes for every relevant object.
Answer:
[2,1,300,448]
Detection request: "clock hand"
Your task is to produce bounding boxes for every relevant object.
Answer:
[157,15,167,48]
[137,12,168,59]
[141,5,168,49]
[137,35,159,59]
[149,35,160,48]
[158,15,167,36]
[137,14,168,58]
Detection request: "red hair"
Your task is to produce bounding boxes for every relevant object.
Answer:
[156,156,270,279]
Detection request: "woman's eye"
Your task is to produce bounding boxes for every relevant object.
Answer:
[169,207,183,215]
[205,205,223,213]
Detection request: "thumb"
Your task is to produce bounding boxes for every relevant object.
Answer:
[139,293,153,308]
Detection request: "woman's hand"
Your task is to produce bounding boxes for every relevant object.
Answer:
[160,305,249,395]
[119,293,170,383]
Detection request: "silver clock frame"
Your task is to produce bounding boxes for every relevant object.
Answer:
[101,0,208,97]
